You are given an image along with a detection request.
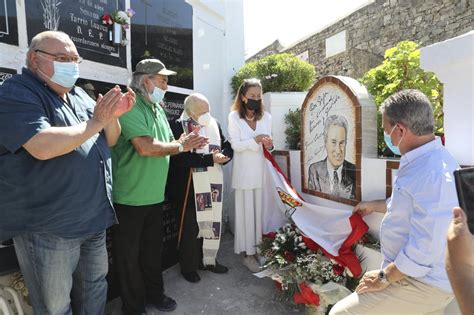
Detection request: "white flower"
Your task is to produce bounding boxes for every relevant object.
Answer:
[117,11,128,20]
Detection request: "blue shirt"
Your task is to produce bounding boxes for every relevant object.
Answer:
[0,68,116,241]
[381,138,458,293]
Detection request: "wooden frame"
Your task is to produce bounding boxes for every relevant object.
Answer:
[386,160,400,198]
[272,150,291,182]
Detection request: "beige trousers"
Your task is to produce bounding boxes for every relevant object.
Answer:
[329,277,453,315]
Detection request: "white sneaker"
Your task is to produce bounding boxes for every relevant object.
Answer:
[242,255,261,273]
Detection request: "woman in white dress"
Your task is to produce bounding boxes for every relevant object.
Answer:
[227,78,273,272]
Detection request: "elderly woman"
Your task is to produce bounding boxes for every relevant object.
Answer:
[111,59,206,314]
[228,78,273,272]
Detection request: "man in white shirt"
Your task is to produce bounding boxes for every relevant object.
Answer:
[330,89,458,315]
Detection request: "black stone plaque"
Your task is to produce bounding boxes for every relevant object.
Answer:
[0,0,18,46]
[25,0,127,68]
[131,0,193,89]
[162,91,186,122]
[0,67,16,85]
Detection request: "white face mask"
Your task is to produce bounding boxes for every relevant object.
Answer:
[197,112,211,127]
[148,83,166,104]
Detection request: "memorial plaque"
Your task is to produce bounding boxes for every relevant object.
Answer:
[0,0,18,46]
[131,0,193,89]
[162,92,186,122]
[25,0,126,67]
[301,76,363,205]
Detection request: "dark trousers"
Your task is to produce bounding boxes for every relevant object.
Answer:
[112,203,164,315]
[179,205,204,273]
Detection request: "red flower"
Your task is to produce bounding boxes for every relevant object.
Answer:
[333,264,344,276]
[283,250,296,262]
[101,14,113,25]
[302,235,319,251]
[274,280,282,291]
[293,283,320,306]
[263,232,277,240]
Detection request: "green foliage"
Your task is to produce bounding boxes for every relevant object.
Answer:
[360,41,444,155]
[284,108,301,150]
[231,53,316,96]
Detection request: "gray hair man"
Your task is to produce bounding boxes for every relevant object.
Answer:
[308,114,356,199]
[110,60,207,314]
[331,89,459,315]
[0,30,135,313]
[167,93,233,283]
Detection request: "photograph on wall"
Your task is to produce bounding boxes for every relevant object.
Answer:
[302,80,357,202]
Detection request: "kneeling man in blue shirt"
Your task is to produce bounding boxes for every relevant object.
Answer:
[330,89,458,315]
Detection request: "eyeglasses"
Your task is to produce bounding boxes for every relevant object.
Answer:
[35,49,83,64]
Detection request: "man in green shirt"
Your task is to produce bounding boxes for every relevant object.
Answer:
[111,59,207,314]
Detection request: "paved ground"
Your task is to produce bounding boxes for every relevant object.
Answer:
[105,232,304,315]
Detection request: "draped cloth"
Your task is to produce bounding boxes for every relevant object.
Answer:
[261,148,368,277]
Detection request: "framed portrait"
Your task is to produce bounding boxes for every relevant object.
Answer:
[301,76,362,205]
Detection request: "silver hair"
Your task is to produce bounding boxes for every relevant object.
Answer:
[324,115,348,143]
[184,93,209,114]
[129,73,153,95]
[26,31,71,68]
[380,89,434,136]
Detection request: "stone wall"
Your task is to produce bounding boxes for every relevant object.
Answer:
[247,0,472,79]
[247,39,284,62]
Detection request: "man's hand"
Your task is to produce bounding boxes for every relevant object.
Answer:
[355,270,390,294]
[113,88,136,118]
[262,136,273,150]
[446,207,474,315]
[212,150,230,164]
[93,86,124,125]
[179,132,209,152]
[353,200,387,216]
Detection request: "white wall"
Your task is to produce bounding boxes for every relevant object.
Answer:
[187,0,245,232]
[264,92,306,150]
[420,31,474,166]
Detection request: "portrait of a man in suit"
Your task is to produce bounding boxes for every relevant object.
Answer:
[308,115,356,199]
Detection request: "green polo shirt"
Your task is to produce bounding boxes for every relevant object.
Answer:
[111,93,174,206]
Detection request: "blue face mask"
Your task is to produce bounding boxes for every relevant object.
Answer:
[149,85,166,104]
[50,61,80,88]
[384,125,403,156]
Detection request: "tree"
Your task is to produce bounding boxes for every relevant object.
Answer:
[231,53,315,96]
[360,41,443,155]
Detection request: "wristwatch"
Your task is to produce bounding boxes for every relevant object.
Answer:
[178,143,184,152]
[378,269,389,284]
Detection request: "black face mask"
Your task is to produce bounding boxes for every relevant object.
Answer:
[246,98,261,110]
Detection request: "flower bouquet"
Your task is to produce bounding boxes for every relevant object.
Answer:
[101,8,135,45]
[259,223,362,314]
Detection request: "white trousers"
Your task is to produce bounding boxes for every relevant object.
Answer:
[329,277,453,315]
[234,188,262,255]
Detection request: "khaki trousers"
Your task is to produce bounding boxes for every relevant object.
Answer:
[329,277,454,315]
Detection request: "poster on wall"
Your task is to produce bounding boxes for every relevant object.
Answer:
[301,76,361,205]
[25,0,126,68]
[131,0,193,89]
[0,0,18,46]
